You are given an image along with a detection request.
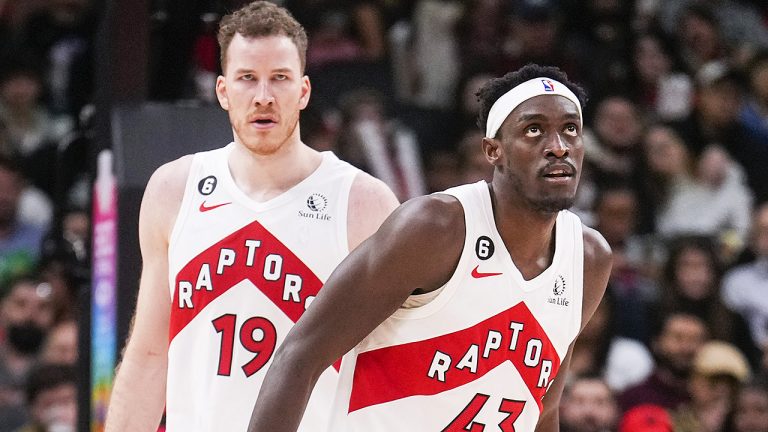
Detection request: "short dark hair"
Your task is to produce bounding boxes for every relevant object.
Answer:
[26,363,76,405]
[476,64,587,137]
[218,1,308,73]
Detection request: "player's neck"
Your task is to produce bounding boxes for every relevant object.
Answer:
[228,139,322,202]
[489,183,558,279]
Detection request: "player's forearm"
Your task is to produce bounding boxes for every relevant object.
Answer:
[248,346,323,432]
[105,353,167,432]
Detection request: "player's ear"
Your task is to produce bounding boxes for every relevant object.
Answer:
[299,76,311,110]
[216,75,229,110]
[482,136,502,165]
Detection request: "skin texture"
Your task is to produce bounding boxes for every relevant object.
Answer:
[248,93,612,432]
[104,32,398,432]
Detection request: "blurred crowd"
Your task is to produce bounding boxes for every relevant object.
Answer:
[2,0,768,431]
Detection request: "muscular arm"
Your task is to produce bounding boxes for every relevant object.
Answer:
[535,225,612,431]
[105,157,191,432]
[346,171,399,251]
[248,194,465,432]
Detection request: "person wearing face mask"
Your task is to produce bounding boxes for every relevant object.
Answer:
[0,276,54,431]
[13,363,77,432]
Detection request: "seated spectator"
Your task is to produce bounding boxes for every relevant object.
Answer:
[629,31,693,122]
[456,129,492,184]
[731,378,768,432]
[0,62,72,159]
[723,202,768,350]
[740,50,768,143]
[658,235,761,367]
[570,290,654,392]
[619,404,673,432]
[0,276,54,430]
[673,341,751,432]
[0,156,48,288]
[14,363,76,432]
[593,185,659,343]
[560,374,619,432]
[40,320,77,365]
[337,88,426,201]
[619,311,708,413]
[655,145,753,257]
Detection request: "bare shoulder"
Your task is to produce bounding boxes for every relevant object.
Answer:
[579,224,613,329]
[582,224,612,271]
[139,155,194,241]
[372,192,465,258]
[365,192,466,292]
[346,171,400,250]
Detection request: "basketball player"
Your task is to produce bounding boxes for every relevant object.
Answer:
[104,2,398,431]
[248,64,613,431]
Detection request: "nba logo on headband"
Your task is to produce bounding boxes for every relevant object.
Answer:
[485,77,583,138]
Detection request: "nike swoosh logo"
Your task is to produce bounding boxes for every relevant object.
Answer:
[199,201,232,212]
[471,265,502,279]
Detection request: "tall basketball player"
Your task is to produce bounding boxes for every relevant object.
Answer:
[249,64,613,432]
[104,2,398,431]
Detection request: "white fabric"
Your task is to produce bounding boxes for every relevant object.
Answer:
[330,181,585,431]
[165,144,360,432]
[486,77,583,138]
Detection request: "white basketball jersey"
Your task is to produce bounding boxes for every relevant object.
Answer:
[165,144,360,431]
[330,181,584,431]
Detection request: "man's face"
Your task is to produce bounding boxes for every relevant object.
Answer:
[655,314,707,376]
[0,281,53,329]
[560,378,618,432]
[31,383,77,429]
[491,94,583,213]
[216,34,310,156]
[594,97,641,150]
[734,388,768,432]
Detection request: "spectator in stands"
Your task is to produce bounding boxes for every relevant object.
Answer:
[287,0,386,70]
[674,4,731,74]
[673,341,750,432]
[654,145,753,256]
[657,235,761,366]
[337,88,426,201]
[593,186,659,343]
[456,128,492,184]
[560,374,620,432]
[629,31,693,122]
[659,0,768,62]
[0,62,72,159]
[570,289,654,392]
[0,157,47,289]
[619,310,708,413]
[39,319,77,365]
[13,363,76,432]
[739,50,768,143]
[672,61,768,202]
[732,378,768,432]
[723,202,768,350]
[0,276,54,430]
[16,0,96,117]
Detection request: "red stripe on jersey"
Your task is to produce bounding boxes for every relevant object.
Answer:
[169,220,323,342]
[348,302,561,413]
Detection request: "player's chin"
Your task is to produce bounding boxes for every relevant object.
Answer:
[531,195,575,214]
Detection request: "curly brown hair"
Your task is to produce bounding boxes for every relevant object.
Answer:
[217,1,308,73]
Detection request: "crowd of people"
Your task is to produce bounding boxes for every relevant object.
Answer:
[0,0,768,431]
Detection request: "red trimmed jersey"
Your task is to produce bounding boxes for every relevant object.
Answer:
[165,144,360,431]
[329,181,584,431]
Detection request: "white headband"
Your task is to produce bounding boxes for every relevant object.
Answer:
[485,77,582,138]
